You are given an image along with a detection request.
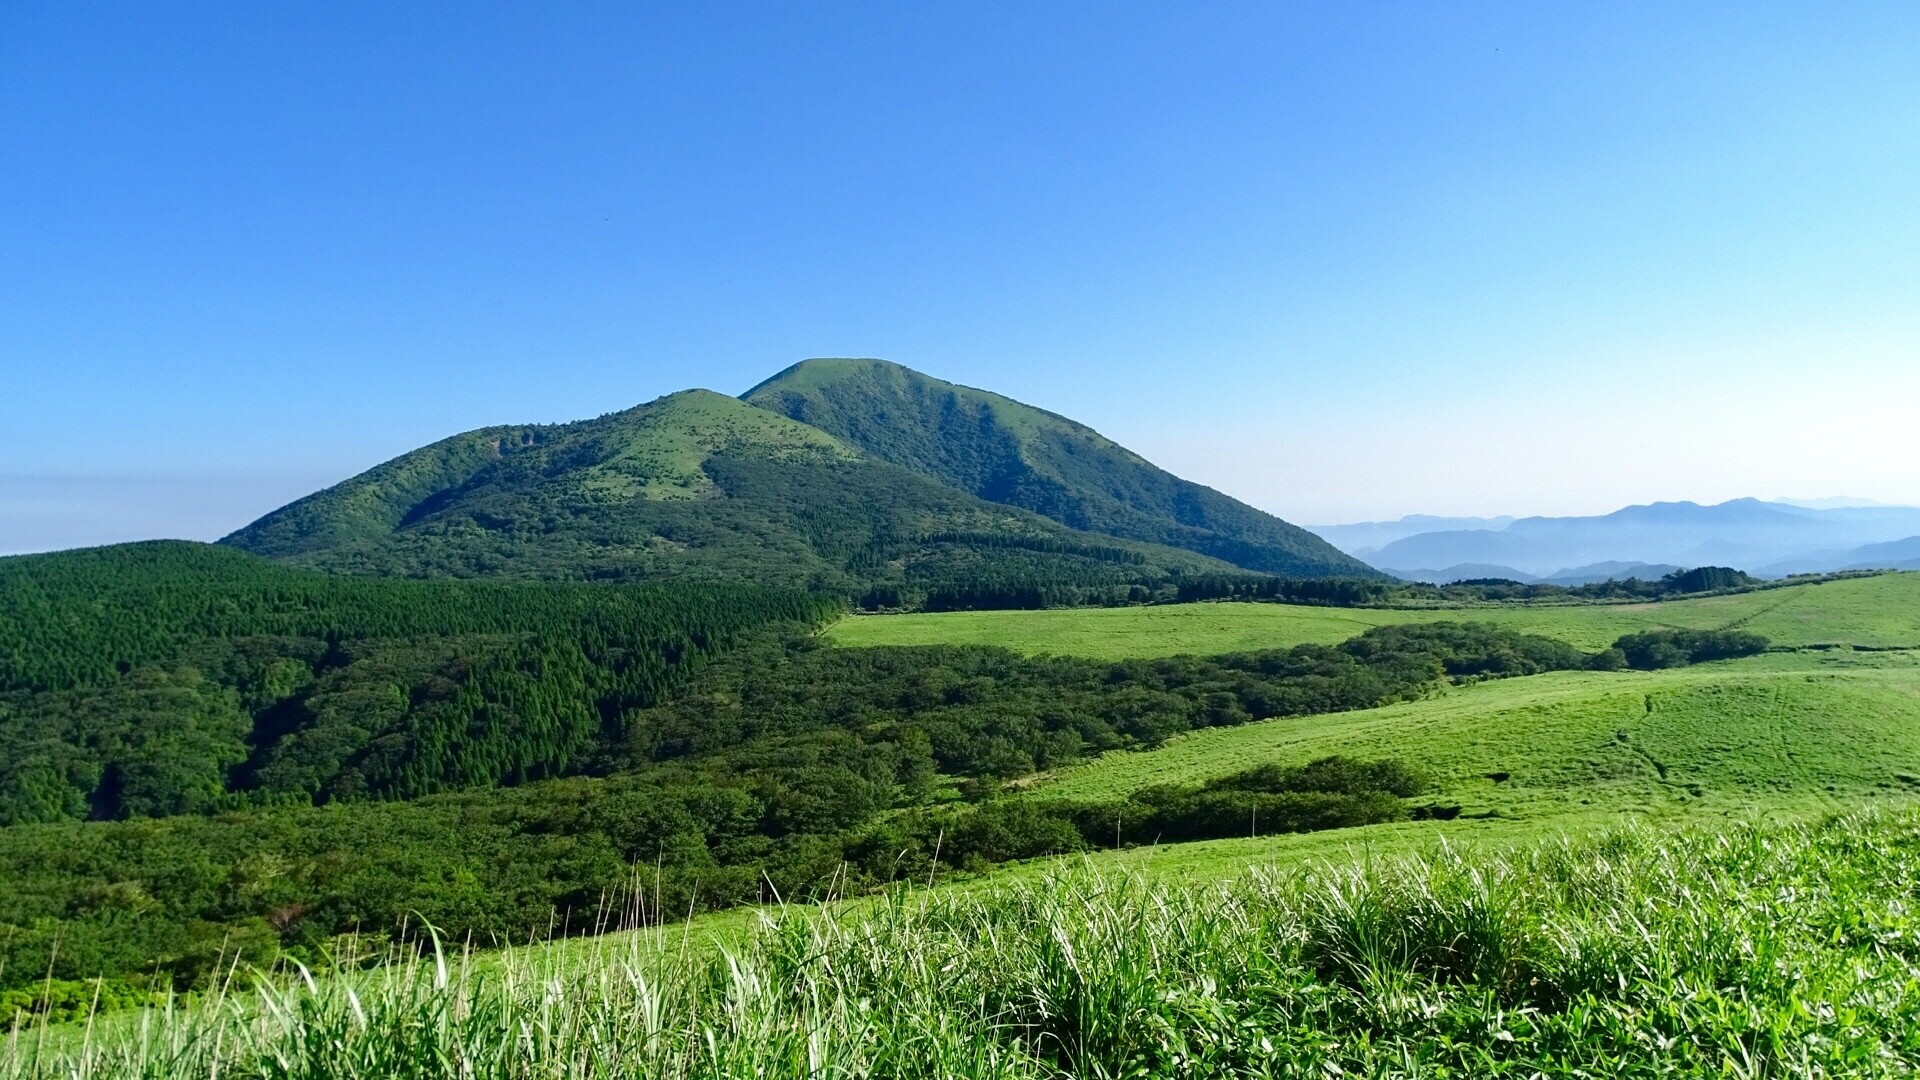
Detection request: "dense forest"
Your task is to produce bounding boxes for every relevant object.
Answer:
[2,618,1619,1002]
[0,542,840,824]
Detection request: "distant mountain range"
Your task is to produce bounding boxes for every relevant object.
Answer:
[1383,561,1688,587]
[224,359,1376,595]
[1310,499,1920,581]
[1306,515,1518,554]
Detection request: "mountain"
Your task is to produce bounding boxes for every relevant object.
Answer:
[223,387,1243,603]
[1378,560,1685,587]
[1354,499,1920,578]
[742,358,1376,578]
[1380,562,1537,585]
[1539,561,1686,586]
[1757,535,1920,576]
[1840,536,1920,572]
[1774,496,1896,511]
[1308,515,1517,556]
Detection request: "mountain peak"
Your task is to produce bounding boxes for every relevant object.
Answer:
[744,359,1378,578]
[746,357,913,395]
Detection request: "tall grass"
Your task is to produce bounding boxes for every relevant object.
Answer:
[9,808,1920,1078]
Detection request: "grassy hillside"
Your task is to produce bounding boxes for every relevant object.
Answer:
[744,358,1380,578]
[221,389,1242,600]
[223,390,855,555]
[14,807,1920,1077]
[1035,651,1920,815]
[829,571,1920,655]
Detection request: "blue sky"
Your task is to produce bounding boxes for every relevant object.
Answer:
[4,2,1918,552]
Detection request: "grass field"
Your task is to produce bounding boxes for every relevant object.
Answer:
[1035,650,1920,813]
[827,571,1920,656]
[13,807,1920,1078]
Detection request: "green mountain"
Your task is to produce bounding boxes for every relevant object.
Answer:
[743,358,1378,578]
[223,389,1239,604]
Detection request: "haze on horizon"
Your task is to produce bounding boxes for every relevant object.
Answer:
[4,3,1918,553]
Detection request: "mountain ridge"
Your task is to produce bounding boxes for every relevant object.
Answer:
[1318,498,1920,577]
[220,370,1317,602]
[743,358,1377,579]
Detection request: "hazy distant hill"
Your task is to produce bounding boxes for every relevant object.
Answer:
[223,387,1243,600]
[1384,560,1685,586]
[1343,498,1920,578]
[1308,515,1516,553]
[1759,535,1920,576]
[743,358,1375,579]
[1540,561,1687,586]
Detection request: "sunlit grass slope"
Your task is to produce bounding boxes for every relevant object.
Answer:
[1037,652,1920,817]
[827,571,1920,656]
[14,808,1920,1077]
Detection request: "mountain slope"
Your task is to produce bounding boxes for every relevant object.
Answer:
[223,389,1241,600]
[1838,536,1920,571]
[743,358,1379,578]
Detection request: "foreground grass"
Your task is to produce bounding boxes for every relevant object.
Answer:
[11,807,1920,1078]
[827,572,1920,657]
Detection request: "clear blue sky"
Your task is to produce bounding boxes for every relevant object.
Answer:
[5,2,1918,553]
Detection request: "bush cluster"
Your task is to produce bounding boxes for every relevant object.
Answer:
[1607,628,1771,669]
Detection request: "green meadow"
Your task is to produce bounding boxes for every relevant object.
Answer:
[1034,650,1920,813]
[825,572,1920,883]
[827,571,1920,655]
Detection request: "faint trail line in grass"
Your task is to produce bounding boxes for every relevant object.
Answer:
[1720,590,1800,634]
[1621,736,1669,781]
[1771,683,1798,781]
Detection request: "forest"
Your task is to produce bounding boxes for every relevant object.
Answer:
[0,542,840,824]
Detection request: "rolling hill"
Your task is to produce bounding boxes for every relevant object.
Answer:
[742,358,1376,578]
[222,388,1242,602]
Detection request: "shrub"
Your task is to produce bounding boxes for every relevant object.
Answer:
[1612,629,1769,669]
